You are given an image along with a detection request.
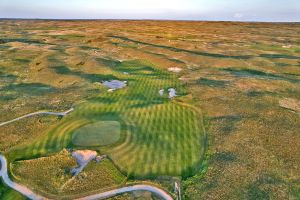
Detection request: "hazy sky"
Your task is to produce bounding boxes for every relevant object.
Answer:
[1,0,300,21]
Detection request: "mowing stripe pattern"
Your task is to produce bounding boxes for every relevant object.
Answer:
[8,60,205,178]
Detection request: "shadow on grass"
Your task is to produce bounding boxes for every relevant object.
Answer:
[246,90,275,97]
[247,174,285,200]
[109,35,252,59]
[210,115,243,135]
[97,58,166,78]
[197,78,229,87]
[52,65,118,83]
[0,72,18,83]
[213,151,236,162]
[0,38,47,45]
[260,54,300,60]
[222,68,300,83]
[0,82,57,100]
[140,50,186,64]
[110,35,300,61]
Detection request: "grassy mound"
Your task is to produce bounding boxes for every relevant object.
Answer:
[72,121,121,147]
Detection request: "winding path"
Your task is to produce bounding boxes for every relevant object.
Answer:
[0,155,45,200]
[76,185,173,200]
[0,154,173,200]
[0,108,74,127]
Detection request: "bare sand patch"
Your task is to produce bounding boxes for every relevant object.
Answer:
[71,150,97,176]
[279,98,300,112]
[168,88,177,99]
[103,80,127,91]
[168,67,182,73]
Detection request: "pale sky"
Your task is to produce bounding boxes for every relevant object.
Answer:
[1,0,300,22]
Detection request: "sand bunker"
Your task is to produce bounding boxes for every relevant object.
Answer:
[279,98,300,112]
[159,89,164,96]
[282,45,292,48]
[71,150,97,176]
[159,88,177,98]
[103,80,127,91]
[168,88,177,99]
[168,67,182,73]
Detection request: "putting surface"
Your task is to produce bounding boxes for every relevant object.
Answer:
[72,121,121,147]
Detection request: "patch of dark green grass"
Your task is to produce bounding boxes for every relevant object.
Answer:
[51,34,84,40]
[247,184,270,200]
[97,58,166,78]
[223,68,274,77]
[97,57,121,68]
[0,72,18,83]
[79,45,101,50]
[260,53,300,60]
[15,58,31,63]
[247,174,284,200]
[275,62,292,67]
[168,58,185,64]
[109,35,252,59]
[142,50,186,64]
[197,78,228,87]
[210,115,243,135]
[0,38,45,45]
[213,151,236,162]
[0,180,26,200]
[0,45,10,50]
[111,42,138,49]
[246,90,274,97]
[1,82,56,97]
[291,182,300,199]
[52,65,118,82]
[222,67,300,83]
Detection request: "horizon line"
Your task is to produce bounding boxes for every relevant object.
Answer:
[0,17,299,23]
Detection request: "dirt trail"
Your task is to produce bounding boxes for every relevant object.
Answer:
[0,108,74,127]
[75,185,174,200]
[0,155,45,200]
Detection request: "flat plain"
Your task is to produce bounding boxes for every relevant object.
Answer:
[0,20,299,200]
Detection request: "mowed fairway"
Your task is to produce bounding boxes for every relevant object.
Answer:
[8,59,206,178]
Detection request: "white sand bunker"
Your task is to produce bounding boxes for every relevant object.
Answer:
[282,45,292,49]
[103,80,127,91]
[159,88,177,99]
[168,88,177,99]
[279,98,300,112]
[71,150,97,176]
[168,67,182,73]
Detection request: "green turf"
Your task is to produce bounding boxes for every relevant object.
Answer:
[0,180,26,200]
[8,59,206,179]
[72,121,121,147]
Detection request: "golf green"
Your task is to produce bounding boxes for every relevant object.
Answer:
[72,121,121,147]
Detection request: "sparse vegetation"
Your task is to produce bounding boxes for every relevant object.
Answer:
[11,149,126,198]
